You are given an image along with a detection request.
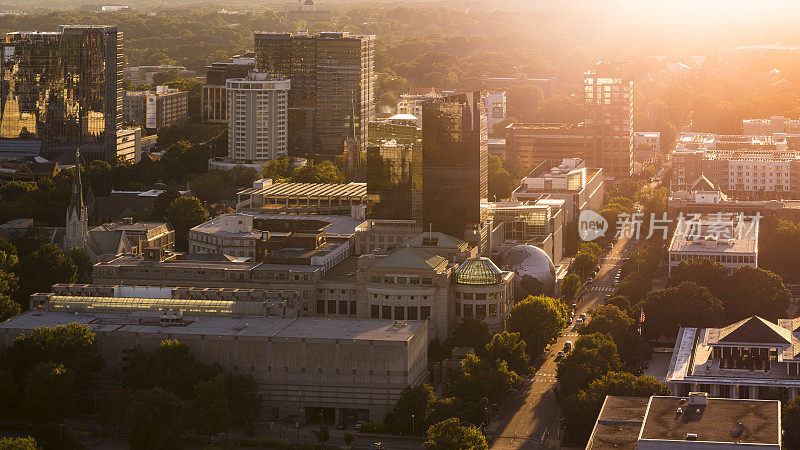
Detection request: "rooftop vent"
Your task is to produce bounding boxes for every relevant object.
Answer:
[686,433,698,441]
[688,392,708,406]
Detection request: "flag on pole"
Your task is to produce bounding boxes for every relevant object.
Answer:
[638,308,645,335]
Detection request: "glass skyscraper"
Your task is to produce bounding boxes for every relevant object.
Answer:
[366,140,417,220]
[421,92,488,249]
[0,25,122,161]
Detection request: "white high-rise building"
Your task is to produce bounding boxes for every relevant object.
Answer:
[227,72,290,163]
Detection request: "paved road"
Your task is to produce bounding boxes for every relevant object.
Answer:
[489,234,633,449]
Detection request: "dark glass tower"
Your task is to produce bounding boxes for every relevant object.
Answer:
[421,92,488,246]
[366,141,415,220]
[0,26,122,161]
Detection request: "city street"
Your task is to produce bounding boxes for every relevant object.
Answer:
[488,232,634,449]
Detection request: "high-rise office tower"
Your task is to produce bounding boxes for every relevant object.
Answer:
[584,61,634,178]
[227,73,290,163]
[0,26,124,162]
[366,140,416,220]
[254,31,375,157]
[421,92,489,251]
[202,53,256,123]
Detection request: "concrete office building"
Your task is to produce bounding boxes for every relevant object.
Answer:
[584,61,634,178]
[483,200,565,265]
[633,131,661,154]
[0,26,125,162]
[483,91,507,133]
[421,92,490,252]
[668,179,800,222]
[395,88,442,127]
[0,296,428,423]
[586,393,780,449]
[226,73,290,164]
[504,123,591,170]
[254,32,375,156]
[202,53,256,123]
[667,214,758,275]
[512,158,604,224]
[671,133,800,198]
[123,86,188,130]
[353,220,423,255]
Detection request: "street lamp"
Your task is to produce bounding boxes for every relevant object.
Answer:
[411,414,416,450]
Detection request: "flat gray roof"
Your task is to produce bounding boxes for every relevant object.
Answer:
[97,255,323,273]
[1,311,424,342]
[668,216,758,254]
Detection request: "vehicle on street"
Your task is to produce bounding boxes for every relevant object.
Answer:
[337,423,346,430]
[355,422,363,431]
[580,313,587,320]
[556,350,565,359]
[576,317,584,325]
[370,443,388,449]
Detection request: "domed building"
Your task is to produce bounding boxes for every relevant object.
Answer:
[452,257,514,333]
[499,245,556,299]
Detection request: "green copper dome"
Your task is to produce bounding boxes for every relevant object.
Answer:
[454,257,503,285]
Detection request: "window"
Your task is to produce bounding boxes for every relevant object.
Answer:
[370,276,381,283]
[476,293,486,301]
[316,300,324,314]
[394,306,405,320]
[327,300,336,313]
[421,306,431,319]
[463,293,474,300]
[382,305,391,319]
[476,305,486,318]
[489,304,497,317]
[463,304,473,317]
[371,304,380,319]
[384,277,395,284]
[410,277,420,284]
[408,306,418,320]
[350,301,356,315]
[339,301,348,314]
[397,277,408,284]
[422,278,432,285]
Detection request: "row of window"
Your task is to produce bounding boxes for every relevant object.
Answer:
[455,291,504,300]
[370,276,432,285]
[370,304,430,321]
[317,299,356,315]
[455,302,504,318]
[670,253,755,264]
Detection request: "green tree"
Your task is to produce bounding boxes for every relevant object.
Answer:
[1,323,101,381]
[556,333,622,396]
[343,432,354,447]
[561,372,670,446]
[0,296,21,322]
[68,247,93,284]
[151,188,181,221]
[451,317,491,352]
[127,387,184,450]
[262,157,295,181]
[225,373,261,425]
[668,258,728,298]
[487,154,515,200]
[292,160,343,184]
[614,273,652,303]
[570,252,599,281]
[578,242,603,258]
[581,305,634,347]
[392,384,436,435]
[643,282,724,340]
[507,296,568,357]
[22,361,76,424]
[33,423,83,450]
[560,273,582,302]
[452,354,520,404]
[192,374,231,436]
[0,368,16,418]
[18,243,77,301]
[191,173,225,203]
[484,331,529,376]
[783,397,800,449]
[0,437,36,450]
[122,339,218,399]
[424,418,487,450]
[725,265,790,322]
[166,196,208,251]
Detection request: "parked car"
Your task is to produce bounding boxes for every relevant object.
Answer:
[556,351,565,359]
[337,423,346,430]
[580,313,587,320]
[576,317,584,325]
[355,422,363,431]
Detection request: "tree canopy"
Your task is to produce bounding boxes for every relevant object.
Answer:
[507,295,568,358]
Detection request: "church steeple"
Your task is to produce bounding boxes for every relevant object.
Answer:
[65,150,88,251]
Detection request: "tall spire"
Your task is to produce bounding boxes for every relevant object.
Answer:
[69,149,83,214]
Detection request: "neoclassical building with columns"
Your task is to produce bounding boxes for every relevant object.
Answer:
[667,316,800,402]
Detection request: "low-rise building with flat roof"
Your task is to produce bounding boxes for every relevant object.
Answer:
[587,393,780,449]
[237,179,367,215]
[512,158,603,224]
[667,213,758,275]
[1,297,427,424]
